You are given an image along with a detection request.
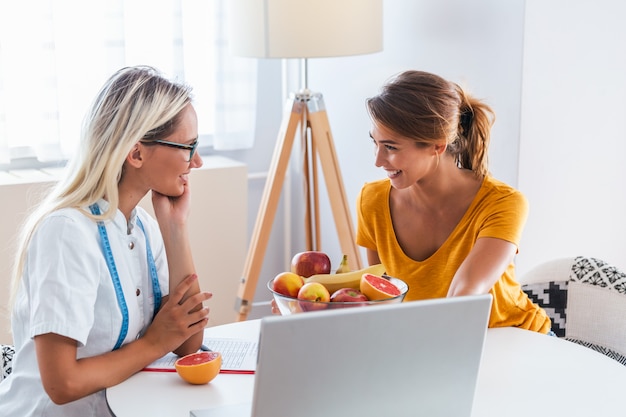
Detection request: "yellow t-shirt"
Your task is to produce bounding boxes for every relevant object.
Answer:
[356,176,550,333]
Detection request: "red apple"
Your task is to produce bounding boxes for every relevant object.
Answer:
[290,251,331,278]
[330,288,368,303]
[297,282,330,311]
[271,271,305,298]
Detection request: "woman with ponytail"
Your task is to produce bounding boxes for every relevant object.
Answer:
[0,66,211,415]
[358,70,550,333]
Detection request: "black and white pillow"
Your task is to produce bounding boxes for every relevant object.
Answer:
[1,344,15,381]
[570,256,626,294]
[522,256,626,366]
[522,280,568,337]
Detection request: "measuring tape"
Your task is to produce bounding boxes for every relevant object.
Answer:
[137,217,162,316]
[90,204,162,350]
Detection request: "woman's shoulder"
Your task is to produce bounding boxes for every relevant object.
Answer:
[481,176,526,200]
[43,206,91,224]
[34,207,95,242]
[358,178,390,205]
[360,178,390,195]
[478,176,528,213]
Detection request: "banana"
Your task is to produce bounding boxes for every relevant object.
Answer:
[305,263,386,294]
[335,255,350,274]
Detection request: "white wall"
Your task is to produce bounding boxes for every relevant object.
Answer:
[516,0,626,274]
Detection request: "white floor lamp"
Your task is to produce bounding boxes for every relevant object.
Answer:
[228,0,383,321]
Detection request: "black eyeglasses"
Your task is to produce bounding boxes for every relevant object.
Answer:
[140,139,198,162]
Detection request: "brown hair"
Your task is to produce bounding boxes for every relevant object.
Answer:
[366,70,495,177]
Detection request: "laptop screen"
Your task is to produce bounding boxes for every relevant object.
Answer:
[193,294,492,417]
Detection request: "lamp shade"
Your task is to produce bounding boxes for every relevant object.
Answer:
[228,0,383,59]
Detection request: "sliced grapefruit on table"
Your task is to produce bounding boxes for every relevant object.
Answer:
[360,273,401,301]
[175,351,222,384]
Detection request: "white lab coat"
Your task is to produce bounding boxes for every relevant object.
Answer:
[0,200,169,416]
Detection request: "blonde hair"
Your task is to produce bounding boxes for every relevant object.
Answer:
[366,70,495,177]
[10,66,192,303]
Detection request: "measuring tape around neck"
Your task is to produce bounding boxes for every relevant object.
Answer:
[89,204,162,350]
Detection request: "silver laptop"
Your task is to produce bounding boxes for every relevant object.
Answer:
[191,294,492,417]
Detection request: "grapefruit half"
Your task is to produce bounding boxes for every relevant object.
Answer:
[360,273,401,301]
[175,351,221,384]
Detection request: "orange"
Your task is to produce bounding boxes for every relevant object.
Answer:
[174,351,222,385]
[360,273,401,301]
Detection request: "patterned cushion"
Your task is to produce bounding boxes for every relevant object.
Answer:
[1,344,15,381]
[570,256,626,293]
[521,256,626,365]
[522,280,568,337]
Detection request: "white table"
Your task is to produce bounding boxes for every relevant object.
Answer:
[107,320,259,416]
[107,321,626,417]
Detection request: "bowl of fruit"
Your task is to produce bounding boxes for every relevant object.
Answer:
[268,251,409,315]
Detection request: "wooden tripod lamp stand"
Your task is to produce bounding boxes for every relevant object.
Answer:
[228,0,383,321]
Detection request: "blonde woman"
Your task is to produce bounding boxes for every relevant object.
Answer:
[0,66,211,415]
[358,70,551,333]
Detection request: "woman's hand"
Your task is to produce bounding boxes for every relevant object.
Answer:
[144,274,211,354]
[151,184,191,229]
[34,275,211,405]
[151,181,205,355]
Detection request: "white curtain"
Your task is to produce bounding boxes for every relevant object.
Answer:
[211,0,258,150]
[0,0,257,166]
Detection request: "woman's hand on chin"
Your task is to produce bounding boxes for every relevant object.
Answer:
[151,185,191,227]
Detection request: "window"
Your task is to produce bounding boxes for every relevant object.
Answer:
[0,0,257,170]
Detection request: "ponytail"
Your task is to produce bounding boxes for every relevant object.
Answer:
[450,85,495,177]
